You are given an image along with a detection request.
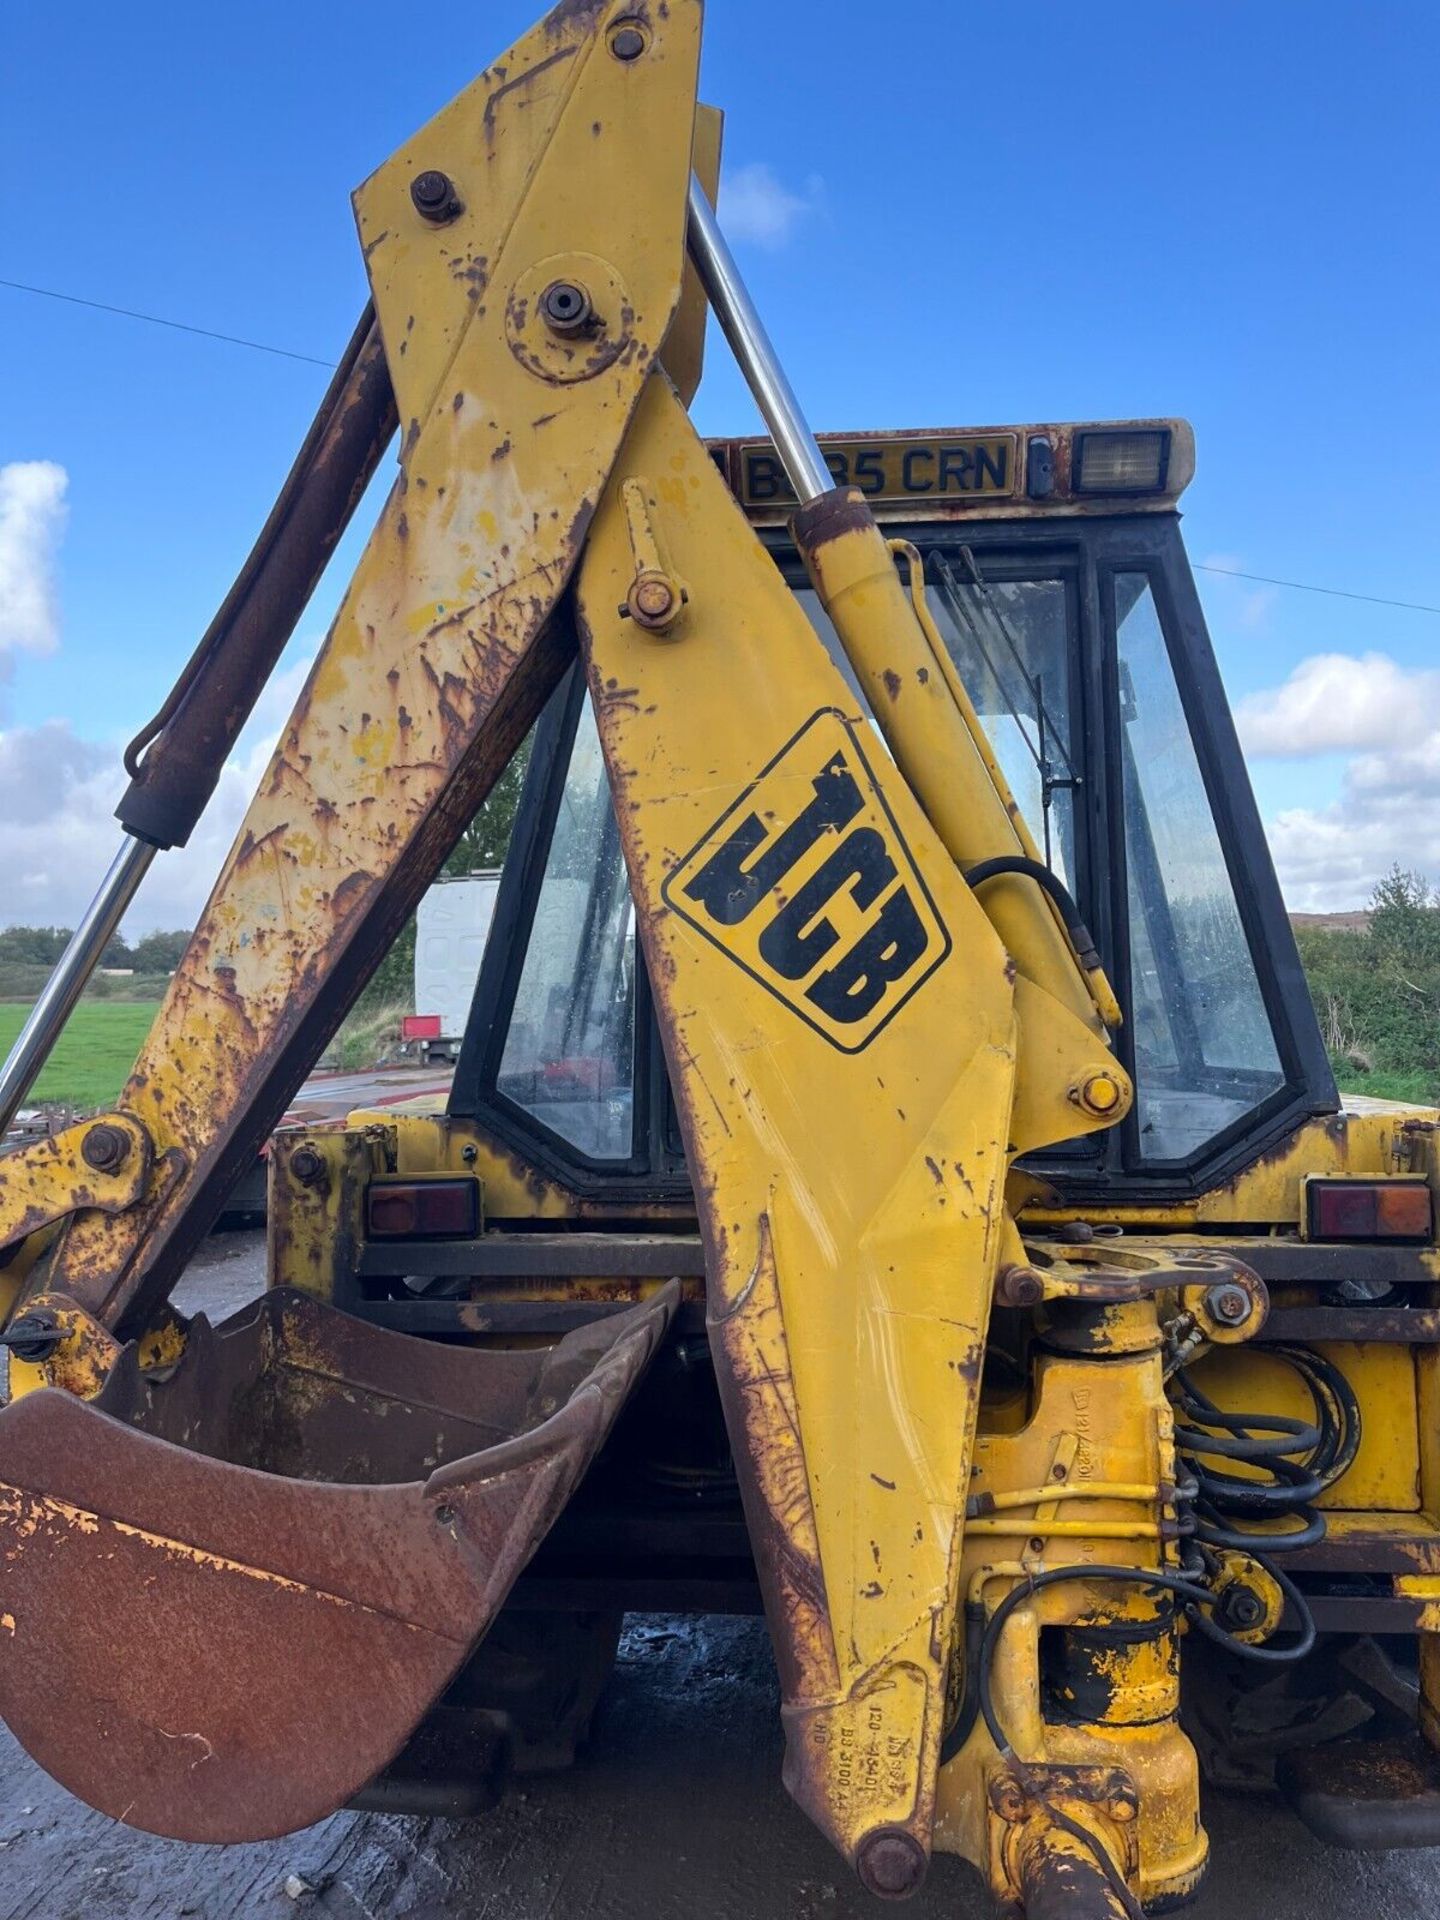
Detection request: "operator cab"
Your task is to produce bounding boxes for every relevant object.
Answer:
[449,420,1335,1203]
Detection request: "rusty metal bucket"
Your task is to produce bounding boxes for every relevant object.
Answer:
[0,1282,676,1841]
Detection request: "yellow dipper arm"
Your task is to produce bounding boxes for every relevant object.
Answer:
[576,375,1128,1891]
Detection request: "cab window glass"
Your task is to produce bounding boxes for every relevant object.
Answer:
[1115,574,1284,1160]
[925,556,1078,889]
[793,554,1079,889]
[496,695,635,1160]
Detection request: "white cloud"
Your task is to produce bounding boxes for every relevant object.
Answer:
[0,456,326,938]
[1236,650,1440,909]
[1236,650,1440,758]
[718,162,823,250]
[1265,798,1440,913]
[0,651,315,934]
[0,461,68,674]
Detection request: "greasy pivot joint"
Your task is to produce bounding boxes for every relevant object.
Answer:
[1068,1069,1126,1119]
[540,279,594,334]
[622,569,686,632]
[1204,1281,1251,1327]
[856,1826,928,1900]
[995,1262,1045,1308]
[0,1312,64,1363]
[81,1122,131,1173]
[607,18,648,59]
[410,169,462,223]
[617,478,685,632]
[288,1144,327,1188]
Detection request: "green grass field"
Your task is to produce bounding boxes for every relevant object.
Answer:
[0,1001,161,1111]
[1336,1068,1440,1106]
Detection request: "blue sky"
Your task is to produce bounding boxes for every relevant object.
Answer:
[2,0,1437,926]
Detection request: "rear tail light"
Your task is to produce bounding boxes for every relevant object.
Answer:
[1304,1177,1433,1244]
[366,1177,481,1240]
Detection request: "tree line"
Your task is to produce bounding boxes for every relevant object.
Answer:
[342,856,1440,1096]
[0,925,190,974]
[1293,867,1440,1098]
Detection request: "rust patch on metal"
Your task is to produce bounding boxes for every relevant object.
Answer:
[952,1338,985,1390]
[15,1294,124,1399]
[0,1283,676,1841]
[0,1115,153,1257]
[703,1215,839,1703]
[790,485,875,553]
[1014,1828,1132,1920]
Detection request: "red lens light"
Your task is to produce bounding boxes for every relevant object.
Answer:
[366,1178,480,1240]
[368,1188,417,1237]
[1307,1179,1432,1243]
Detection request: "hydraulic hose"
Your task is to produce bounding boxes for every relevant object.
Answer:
[117,304,397,848]
[1172,1350,1360,1554]
[964,855,1103,974]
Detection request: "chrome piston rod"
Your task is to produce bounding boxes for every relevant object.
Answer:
[0,835,155,1137]
[686,176,833,507]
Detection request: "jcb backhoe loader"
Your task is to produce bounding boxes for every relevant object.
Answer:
[2,4,1437,1913]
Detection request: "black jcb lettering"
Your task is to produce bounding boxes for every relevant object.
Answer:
[757,828,897,981]
[902,447,934,492]
[807,887,929,1025]
[825,450,849,487]
[663,709,953,1050]
[682,753,863,928]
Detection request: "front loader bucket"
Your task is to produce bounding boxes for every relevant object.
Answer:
[0,1282,675,1841]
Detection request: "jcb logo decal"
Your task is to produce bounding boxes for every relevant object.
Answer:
[663,710,951,1052]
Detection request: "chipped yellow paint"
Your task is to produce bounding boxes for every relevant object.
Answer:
[3,1297,124,1404]
[0,1113,151,1258]
[0,0,1426,1896]
[268,1124,391,1301]
[137,1314,188,1375]
[44,0,704,1333]
[1018,1103,1439,1235]
[0,1484,100,1539]
[576,374,1130,1879]
[938,1306,1205,1909]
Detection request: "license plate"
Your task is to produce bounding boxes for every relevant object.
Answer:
[736,434,1017,508]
